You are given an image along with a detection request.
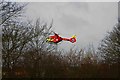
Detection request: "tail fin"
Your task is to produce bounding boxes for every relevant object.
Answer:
[72,35,76,38]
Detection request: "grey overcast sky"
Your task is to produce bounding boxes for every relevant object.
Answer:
[25,2,118,51]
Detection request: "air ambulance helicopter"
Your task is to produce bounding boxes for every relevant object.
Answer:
[46,32,76,44]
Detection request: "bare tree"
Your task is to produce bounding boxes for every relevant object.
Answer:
[1,1,58,78]
[0,1,26,25]
[22,19,57,78]
[98,23,120,63]
[2,21,37,71]
[1,1,28,77]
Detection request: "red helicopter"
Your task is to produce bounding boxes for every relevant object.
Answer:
[46,32,76,44]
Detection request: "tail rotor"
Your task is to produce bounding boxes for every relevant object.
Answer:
[70,35,76,43]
